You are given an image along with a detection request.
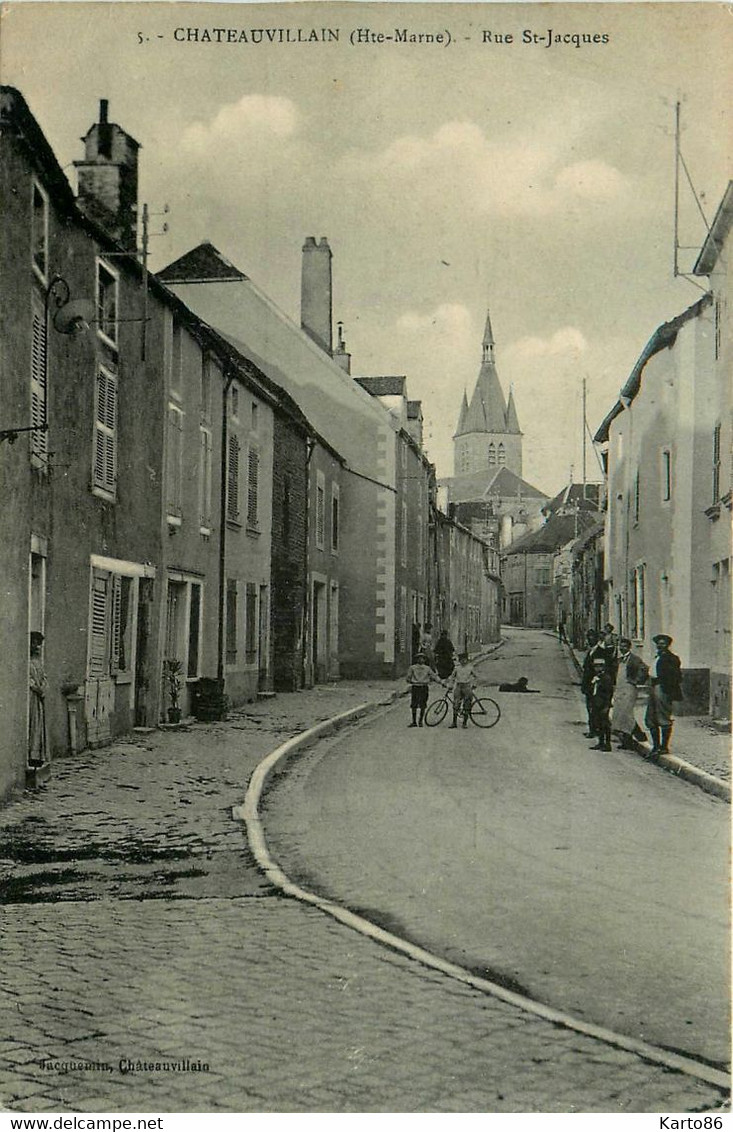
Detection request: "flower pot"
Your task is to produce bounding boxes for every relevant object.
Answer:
[167,707,182,724]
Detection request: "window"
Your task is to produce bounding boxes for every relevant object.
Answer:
[661,449,672,502]
[535,564,551,586]
[225,579,238,664]
[93,365,118,495]
[713,423,721,504]
[315,472,326,549]
[227,434,240,522]
[199,427,212,531]
[630,564,646,639]
[111,575,133,676]
[714,296,722,361]
[200,355,212,422]
[633,469,640,525]
[30,295,48,463]
[251,402,259,431]
[32,182,49,282]
[488,443,496,467]
[497,443,506,466]
[283,475,291,546]
[331,484,340,553]
[245,583,257,663]
[231,385,239,420]
[166,404,184,519]
[247,446,260,528]
[96,260,118,347]
[401,500,408,567]
[170,323,182,395]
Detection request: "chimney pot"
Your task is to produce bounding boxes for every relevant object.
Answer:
[303,236,317,247]
[100,99,109,124]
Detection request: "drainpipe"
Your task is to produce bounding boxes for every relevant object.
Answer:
[301,437,316,686]
[217,373,235,685]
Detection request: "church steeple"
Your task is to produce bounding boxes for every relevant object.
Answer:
[482,309,496,364]
[453,308,523,478]
[505,385,521,434]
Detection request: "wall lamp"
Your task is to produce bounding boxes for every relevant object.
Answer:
[1,275,93,445]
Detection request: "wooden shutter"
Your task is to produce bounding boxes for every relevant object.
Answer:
[247,446,259,526]
[89,571,110,677]
[227,434,240,521]
[166,405,183,515]
[30,301,47,459]
[94,368,117,492]
[199,428,212,527]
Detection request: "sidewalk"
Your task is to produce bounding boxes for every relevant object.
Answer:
[0,664,728,1113]
[560,636,731,795]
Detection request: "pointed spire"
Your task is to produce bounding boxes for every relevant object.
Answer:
[482,309,495,363]
[505,384,521,434]
[454,389,469,436]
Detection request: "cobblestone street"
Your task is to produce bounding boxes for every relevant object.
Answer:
[0,672,729,1113]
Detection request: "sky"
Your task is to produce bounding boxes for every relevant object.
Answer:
[3,1,730,494]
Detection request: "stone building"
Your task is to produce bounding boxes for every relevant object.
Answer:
[595,181,731,716]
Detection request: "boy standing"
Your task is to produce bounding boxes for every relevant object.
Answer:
[405,652,442,727]
[589,655,614,751]
[449,653,477,729]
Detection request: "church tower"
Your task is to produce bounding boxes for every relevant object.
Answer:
[453,310,522,477]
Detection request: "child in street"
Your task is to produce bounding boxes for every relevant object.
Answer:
[449,653,477,728]
[405,652,443,727]
[589,654,614,751]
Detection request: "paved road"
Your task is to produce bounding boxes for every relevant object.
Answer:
[264,629,731,1067]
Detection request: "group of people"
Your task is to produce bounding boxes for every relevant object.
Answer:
[405,629,478,729]
[581,624,683,756]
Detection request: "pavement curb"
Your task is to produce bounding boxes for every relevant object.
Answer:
[562,640,731,804]
[233,688,731,1095]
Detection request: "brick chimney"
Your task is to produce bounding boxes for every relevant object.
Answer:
[74,99,140,251]
[301,236,332,355]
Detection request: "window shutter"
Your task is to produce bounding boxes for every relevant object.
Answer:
[227,434,240,520]
[89,572,110,676]
[247,447,259,526]
[110,575,122,672]
[199,428,212,526]
[30,302,48,459]
[167,405,183,515]
[94,369,117,492]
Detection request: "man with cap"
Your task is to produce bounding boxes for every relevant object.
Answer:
[588,654,615,751]
[645,634,683,755]
[580,629,601,737]
[405,652,443,727]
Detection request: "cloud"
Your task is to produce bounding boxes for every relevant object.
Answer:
[340,120,631,219]
[181,95,299,155]
[554,160,629,203]
[507,327,589,361]
[397,303,474,340]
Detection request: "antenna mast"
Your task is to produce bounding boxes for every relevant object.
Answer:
[674,100,681,278]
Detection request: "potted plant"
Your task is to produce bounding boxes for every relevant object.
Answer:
[164,658,184,724]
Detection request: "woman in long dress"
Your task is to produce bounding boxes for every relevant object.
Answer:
[611,637,648,750]
[28,631,48,767]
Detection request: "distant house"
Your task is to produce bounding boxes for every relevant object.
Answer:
[501,511,600,628]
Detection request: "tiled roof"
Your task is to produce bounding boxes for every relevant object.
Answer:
[443,466,548,504]
[355,376,407,397]
[544,482,602,514]
[158,243,248,283]
[502,511,599,556]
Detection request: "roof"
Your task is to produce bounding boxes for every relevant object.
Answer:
[694,180,733,276]
[443,466,549,504]
[355,376,407,397]
[158,243,248,283]
[571,519,605,557]
[505,388,521,435]
[2,87,78,217]
[544,482,602,515]
[502,511,600,556]
[456,358,509,435]
[594,293,713,442]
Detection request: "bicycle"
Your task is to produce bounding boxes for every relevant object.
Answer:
[424,688,501,729]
